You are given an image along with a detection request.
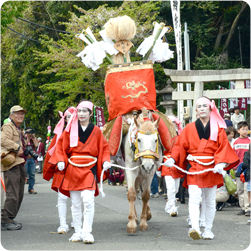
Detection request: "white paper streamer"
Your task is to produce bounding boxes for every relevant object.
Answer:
[99,29,119,55]
[136,22,174,63]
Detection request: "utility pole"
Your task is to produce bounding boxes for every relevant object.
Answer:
[171,0,184,127]
[184,22,192,122]
[238,26,243,66]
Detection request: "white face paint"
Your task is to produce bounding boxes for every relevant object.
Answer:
[77,108,91,123]
[196,101,211,119]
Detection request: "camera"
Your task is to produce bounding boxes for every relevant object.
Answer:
[24,146,38,160]
[25,128,35,135]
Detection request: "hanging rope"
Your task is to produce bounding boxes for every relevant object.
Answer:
[99,163,140,198]
[99,161,216,198]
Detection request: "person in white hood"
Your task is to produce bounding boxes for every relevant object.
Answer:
[231,106,245,130]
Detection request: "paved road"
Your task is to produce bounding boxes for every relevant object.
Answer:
[1,174,250,250]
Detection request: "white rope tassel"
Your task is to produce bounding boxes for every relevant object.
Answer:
[99,164,140,198]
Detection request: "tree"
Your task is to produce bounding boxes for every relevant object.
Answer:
[34,1,162,120]
[1,1,29,34]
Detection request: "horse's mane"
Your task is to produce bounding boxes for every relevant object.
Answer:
[139,120,155,133]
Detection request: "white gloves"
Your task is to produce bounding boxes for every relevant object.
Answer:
[103,161,111,171]
[57,162,65,171]
[156,170,162,178]
[164,158,175,167]
[222,170,227,178]
[213,163,226,175]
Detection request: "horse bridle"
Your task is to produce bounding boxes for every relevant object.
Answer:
[133,130,160,161]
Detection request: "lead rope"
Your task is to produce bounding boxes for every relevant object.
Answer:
[99,163,140,198]
[99,162,216,198]
[169,163,215,175]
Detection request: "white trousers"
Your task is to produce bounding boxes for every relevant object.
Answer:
[70,190,95,235]
[57,191,68,227]
[165,176,180,212]
[188,185,217,232]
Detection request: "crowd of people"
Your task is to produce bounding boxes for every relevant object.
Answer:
[1,100,250,243]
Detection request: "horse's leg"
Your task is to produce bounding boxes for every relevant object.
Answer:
[134,204,138,224]
[146,201,152,221]
[139,188,150,231]
[127,186,137,233]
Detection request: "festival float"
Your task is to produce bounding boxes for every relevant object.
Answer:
[76,15,177,157]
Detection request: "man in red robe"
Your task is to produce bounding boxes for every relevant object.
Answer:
[49,101,110,244]
[165,97,239,240]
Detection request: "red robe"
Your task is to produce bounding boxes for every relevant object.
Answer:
[43,136,69,195]
[170,122,239,188]
[49,125,110,197]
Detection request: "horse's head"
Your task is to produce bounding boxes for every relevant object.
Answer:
[134,116,160,174]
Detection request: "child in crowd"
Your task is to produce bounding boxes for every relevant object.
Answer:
[108,166,124,185]
[240,143,250,223]
[225,126,236,145]
[232,121,251,216]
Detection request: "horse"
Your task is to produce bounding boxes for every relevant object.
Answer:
[122,114,163,233]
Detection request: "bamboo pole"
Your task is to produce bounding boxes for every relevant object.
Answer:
[143,22,165,61]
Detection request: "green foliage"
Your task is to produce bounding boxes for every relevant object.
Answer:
[34,1,162,124]
[1,1,250,137]
[1,1,29,34]
[193,51,242,70]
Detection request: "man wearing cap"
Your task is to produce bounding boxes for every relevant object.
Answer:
[36,137,45,173]
[224,113,233,127]
[1,105,27,231]
[231,106,245,130]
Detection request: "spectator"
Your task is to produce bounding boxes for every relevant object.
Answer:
[1,105,27,231]
[224,113,233,127]
[110,149,125,186]
[232,121,251,216]
[215,171,231,211]
[109,166,124,185]
[225,126,236,145]
[49,100,110,243]
[231,106,245,130]
[24,127,39,194]
[36,137,45,173]
[240,143,251,223]
[151,172,159,198]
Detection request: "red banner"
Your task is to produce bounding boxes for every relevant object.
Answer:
[105,63,157,121]
[245,80,250,105]
[95,107,105,129]
[229,81,248,110]
[238,98,247,110]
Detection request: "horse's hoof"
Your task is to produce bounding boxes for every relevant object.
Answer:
[139,225,148,231]
[127,227,137,233]
[146,214,152,221]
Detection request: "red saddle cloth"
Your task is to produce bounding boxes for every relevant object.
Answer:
[104,61,157,121]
